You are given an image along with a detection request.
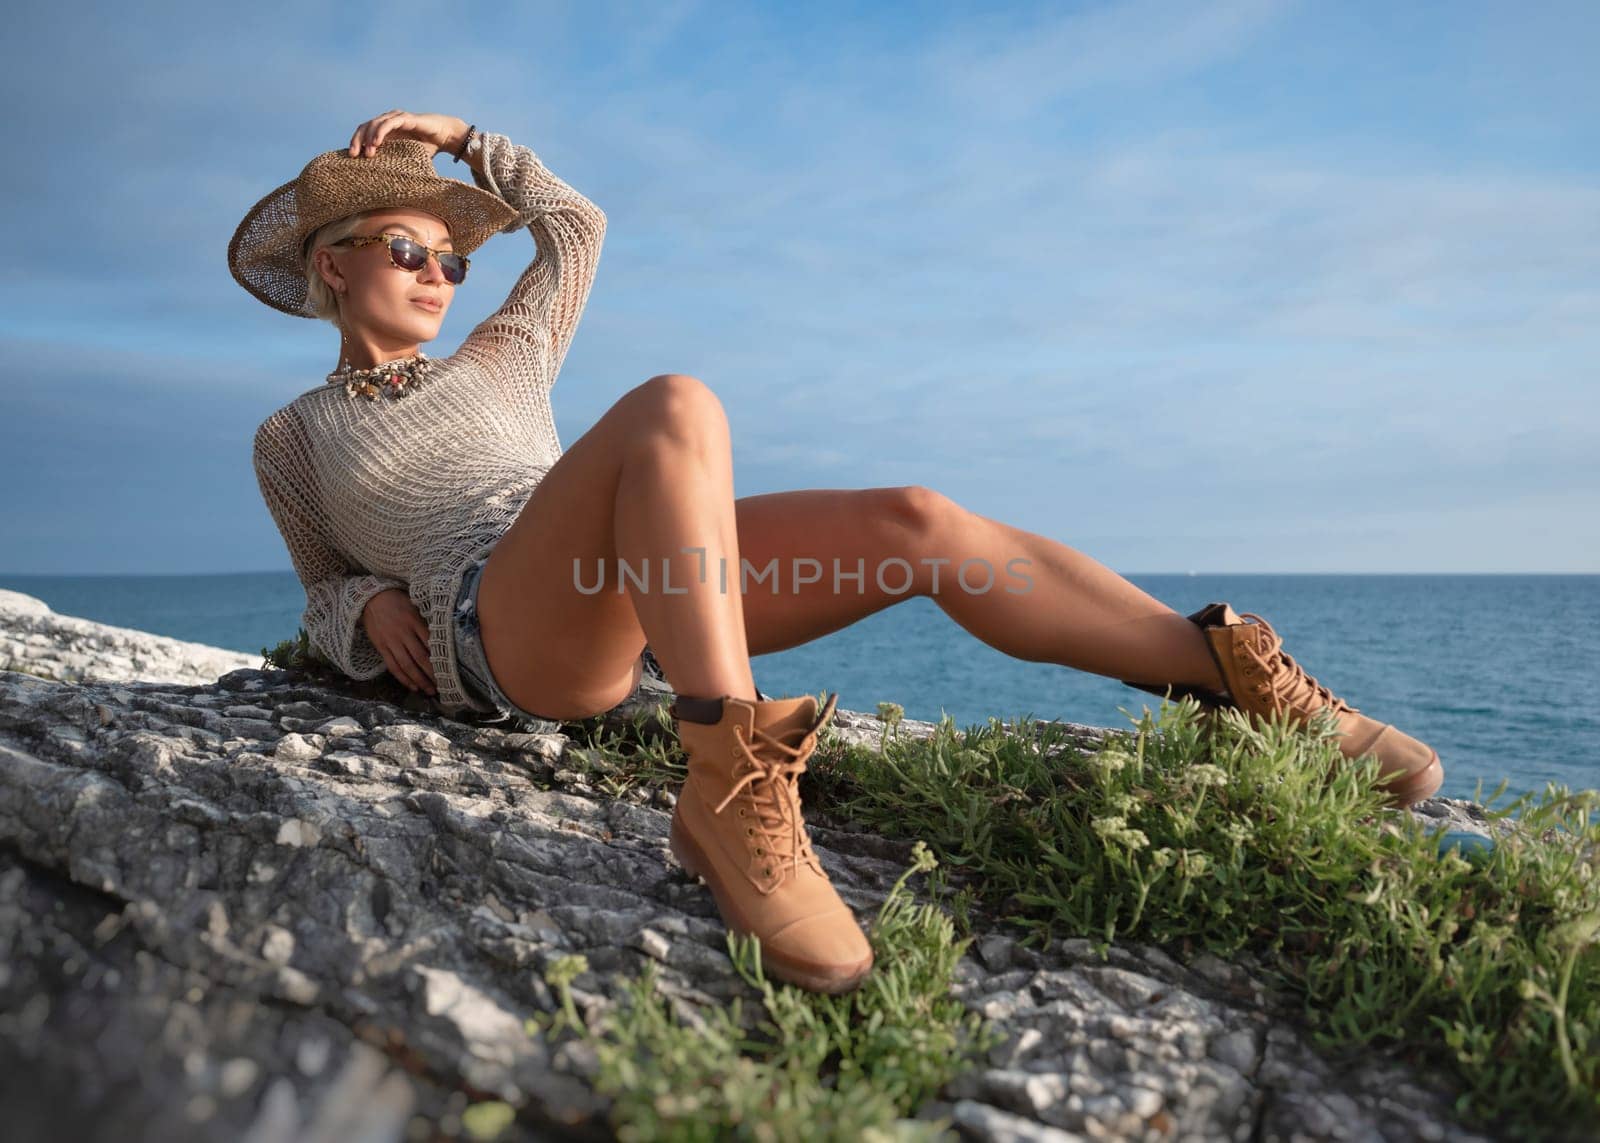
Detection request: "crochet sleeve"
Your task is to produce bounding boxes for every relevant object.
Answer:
[455,129,606,385]
[252,416,408,681]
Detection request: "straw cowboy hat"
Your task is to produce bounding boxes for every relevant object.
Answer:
[227,136,519,319]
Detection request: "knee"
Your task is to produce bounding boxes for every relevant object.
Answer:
[628,374,730,452]
[639,373,727,426]
[880,484,959,544]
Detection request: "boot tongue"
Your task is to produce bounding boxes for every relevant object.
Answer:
[767,691,840,745]
[1190,602,1244,627]
[750,694,821,747]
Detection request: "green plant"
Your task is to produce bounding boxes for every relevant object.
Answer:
[260,627,335,673]
[532,842,1000,1141]
[802,695,1599,1138]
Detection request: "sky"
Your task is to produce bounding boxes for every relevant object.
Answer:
[2,0,1596,575]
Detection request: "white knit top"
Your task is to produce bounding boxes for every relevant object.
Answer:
[251,129,604,716]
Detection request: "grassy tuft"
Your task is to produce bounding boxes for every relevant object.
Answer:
[260,627,338,675]
[800,695,1600,1138]
[531,842,1001,1141]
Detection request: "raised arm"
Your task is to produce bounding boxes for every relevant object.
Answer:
[252,413,407,680]
[455,129,607,385]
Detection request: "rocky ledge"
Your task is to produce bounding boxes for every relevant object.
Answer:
[0,590,1513,1142]
[0,588,257,686]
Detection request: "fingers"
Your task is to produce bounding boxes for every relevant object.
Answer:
[349,117,386,157]
[398,629,438,697]
[351,114,388,156]
[377,635,431,695]
[361,588,441,699]
[377,643,418,693]
[349,109,409,157]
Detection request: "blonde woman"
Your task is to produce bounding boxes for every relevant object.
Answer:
[233,109,1443,996]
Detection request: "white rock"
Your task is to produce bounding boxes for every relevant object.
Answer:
[415,965,527,1067]
[275,820,322,848]
[260,926,295,966]
[273,734,320,762]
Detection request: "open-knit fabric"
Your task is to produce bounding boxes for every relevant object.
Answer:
[251,129,604,716]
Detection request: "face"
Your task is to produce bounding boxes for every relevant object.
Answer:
[319,208,456,341]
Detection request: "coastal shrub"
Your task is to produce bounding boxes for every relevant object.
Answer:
[802,697,1600,1139]
[529,841,1001,1141]
[260,627,335,674]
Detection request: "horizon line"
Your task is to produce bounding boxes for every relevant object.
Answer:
[4,570,1598,579]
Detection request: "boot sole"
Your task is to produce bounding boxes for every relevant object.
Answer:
[668,811,874,995]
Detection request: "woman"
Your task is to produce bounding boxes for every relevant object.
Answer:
[233,109,1443,996]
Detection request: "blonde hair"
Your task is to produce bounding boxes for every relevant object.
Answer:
[301,211,379,324]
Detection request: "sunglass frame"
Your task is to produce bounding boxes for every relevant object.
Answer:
[335,233,470,282]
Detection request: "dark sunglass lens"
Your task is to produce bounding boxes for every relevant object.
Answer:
[439,254,468,284]
[389,237,427,271]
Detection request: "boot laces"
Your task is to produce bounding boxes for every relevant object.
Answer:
[711,724,818,875]
[1236,612,1359,717]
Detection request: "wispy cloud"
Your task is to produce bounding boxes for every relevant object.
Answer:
[919,0,1293,113]
[2,0,1595,572]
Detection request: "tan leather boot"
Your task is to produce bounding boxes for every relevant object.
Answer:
[667,691,874,994]
[1187,602,1443,807]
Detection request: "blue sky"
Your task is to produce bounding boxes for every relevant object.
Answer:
[2,0,1596,575]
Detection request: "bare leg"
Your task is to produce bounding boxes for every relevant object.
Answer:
[477,375,1218,720]
[730,486,1226,692]
[475,373,758,719]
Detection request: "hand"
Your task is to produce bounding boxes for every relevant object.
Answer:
[361,588,438,697]
[348,110,470,161]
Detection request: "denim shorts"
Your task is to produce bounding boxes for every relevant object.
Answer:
[451,552,666,732]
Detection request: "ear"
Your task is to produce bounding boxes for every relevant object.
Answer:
[313,246,346,294]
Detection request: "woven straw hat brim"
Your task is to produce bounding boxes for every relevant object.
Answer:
[228,137,520,319]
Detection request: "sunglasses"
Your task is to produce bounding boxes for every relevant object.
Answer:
[333,233,470,284]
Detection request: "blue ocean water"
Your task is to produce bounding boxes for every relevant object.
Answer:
[2,572,1594,807]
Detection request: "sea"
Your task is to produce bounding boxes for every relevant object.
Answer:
[2,572,1594,809]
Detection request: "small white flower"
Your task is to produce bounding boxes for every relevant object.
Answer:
[1091,815,1149,850]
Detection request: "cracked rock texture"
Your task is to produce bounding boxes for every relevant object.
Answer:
[0,588,257,686]
[0,590,1513,1141]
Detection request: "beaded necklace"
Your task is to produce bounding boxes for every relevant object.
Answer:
[326,351,434,401]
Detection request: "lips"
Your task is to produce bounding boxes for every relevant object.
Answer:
[411,298,442,312]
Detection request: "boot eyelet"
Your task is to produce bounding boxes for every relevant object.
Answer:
[746,827,755,836]
[737,808,747,817]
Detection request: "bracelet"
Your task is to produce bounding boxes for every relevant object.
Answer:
[452,124,475,163]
